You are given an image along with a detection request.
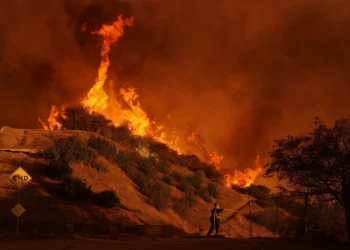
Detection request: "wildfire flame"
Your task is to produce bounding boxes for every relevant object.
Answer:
[38,15,262,188]
[187,130,223,168]
[82,15,134,114]
[224,155,263,188]
[38,105,62,130]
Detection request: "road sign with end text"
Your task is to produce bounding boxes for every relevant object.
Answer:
[9,167,32,189]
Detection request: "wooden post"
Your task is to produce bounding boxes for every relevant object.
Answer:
[305,194,309,240]
[275,197,278,238]
[249,197,252,239]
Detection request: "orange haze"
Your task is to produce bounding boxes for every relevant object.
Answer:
[39,15,261,187]
[3,1,350,189]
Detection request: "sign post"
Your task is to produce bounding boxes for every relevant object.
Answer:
[9,167,32,235]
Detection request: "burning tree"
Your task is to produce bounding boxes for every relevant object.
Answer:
[265,117,350,242]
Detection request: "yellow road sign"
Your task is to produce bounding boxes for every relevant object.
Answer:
[9,167,32,189]
[11,204,26,217]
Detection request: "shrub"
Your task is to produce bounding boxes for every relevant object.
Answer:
[60,178,92,201]
[115,151,141,170]
[155,160,170,174]
[88,135,118,161]
[149,141,179,164]
[171,171,183,182]
[231,184,246,194]
[110,124,133,143]
[148,182,172,211]
[204,166,223,182]
[91,161,109,173]
[178,178,192,193]
[208,183,219,198]
[139,158,153,173]
[187,172,203,189]
[173,193,197,217]
[197,187,212,202]
[131,170,156,196]
[232,184,271,199]
[47,160,72,180]
[179,155,203,169]
[162,175,175,186]
[44,135,97,165]
[60,105,113,134]
[248,185,271,199]
[94,190,120,208]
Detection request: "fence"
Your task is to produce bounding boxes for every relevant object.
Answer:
[217,193,347,242]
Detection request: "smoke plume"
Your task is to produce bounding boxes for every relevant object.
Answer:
[1,0,350,185]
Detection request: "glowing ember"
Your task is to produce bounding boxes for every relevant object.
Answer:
[38,105,62,130]
[224,155,263,188]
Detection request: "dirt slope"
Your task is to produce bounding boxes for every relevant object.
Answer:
[0,127,273,238]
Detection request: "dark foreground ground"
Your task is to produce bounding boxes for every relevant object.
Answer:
[0,236,348,250]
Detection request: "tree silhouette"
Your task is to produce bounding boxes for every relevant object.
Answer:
[265,117,350,242]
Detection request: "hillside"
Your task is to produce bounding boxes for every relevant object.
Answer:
[0,126,273,238]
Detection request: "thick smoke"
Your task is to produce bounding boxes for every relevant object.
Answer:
[1,0,350,184]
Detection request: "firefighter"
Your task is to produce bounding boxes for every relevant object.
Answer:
[207,202,224,236]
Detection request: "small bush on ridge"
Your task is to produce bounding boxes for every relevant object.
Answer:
[208,183,219,198]
[173,193,197,217]
[94,190,120,208]
[162,175,175,186]
[60,178,92,201]
[47,161,72,180]
[88,135,118,161]
[197,187,212,202]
